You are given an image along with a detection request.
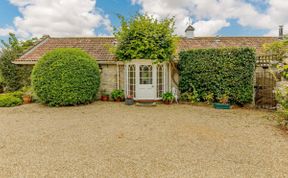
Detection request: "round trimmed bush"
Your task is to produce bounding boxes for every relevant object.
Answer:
[32,48,100,106]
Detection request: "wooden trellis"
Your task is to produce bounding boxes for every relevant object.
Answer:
[255,54,281,109]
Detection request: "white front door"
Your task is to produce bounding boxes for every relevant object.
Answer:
[136,64,155,99]
[125,60,168,100]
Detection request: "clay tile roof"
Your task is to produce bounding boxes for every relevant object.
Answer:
[14,36,278,64]
[14,36,116,64]
[177,37,278,54]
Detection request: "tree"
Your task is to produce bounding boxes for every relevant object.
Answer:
[0,33,37,91]
[114,14,178,63]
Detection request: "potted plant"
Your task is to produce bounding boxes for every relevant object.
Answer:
[213,93,230,109]
[100,89,110,101]
[125,95,134,105]
[21,86,33,104]
[111,89,125,102]
[162,92,175,104]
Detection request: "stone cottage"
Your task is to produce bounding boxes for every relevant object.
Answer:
[14,25,280,101]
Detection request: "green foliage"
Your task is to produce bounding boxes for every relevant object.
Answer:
[0,33,37,91]
[0,71,4,93]
[32,48,100,106]
[0,49,21,91]
[179,47,256,105]
[114,14,178,62]
[276,87,288,110]
[263,39,288,80]
[8,90,24,98]
[0,91,23,107]
[180,84,200,103]
[203,92,214,104]
[217,93,230,104]
[111,89,125,101]
[162,92,175,102]
[263,38,288,60]
[277,64,288,80]
[275,86,288,127]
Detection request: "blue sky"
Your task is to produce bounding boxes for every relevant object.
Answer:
[0,0,286,42]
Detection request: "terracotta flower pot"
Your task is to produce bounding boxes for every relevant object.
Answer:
[101,95,109,101]
[22,95,32,104]
[114,98,122,102]
[163,100,172,105]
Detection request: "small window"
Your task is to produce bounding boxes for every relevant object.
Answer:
[140,65,153,85]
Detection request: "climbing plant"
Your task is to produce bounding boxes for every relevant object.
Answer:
[114,14,178,63]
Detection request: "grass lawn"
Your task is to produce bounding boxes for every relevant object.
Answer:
[0,102,288,177]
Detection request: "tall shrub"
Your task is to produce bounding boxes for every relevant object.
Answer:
[114,14,178,63]
[0,33,37,91]
[0,49,20,91]
[32,48,100,106]
[178,47,256,105]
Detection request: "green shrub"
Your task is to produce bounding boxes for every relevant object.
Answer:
[162,92,175,102]
[32,48,100,106]
[275,86,288,128]
[0,93,23,107]
[179,47,256,105]
[7,91,23,98]
[111,89,125,101]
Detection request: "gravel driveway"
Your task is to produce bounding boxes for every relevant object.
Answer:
[0,102,288,177]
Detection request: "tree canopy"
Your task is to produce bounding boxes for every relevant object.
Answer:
[114,14,178,63]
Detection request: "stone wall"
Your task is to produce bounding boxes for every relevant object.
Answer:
[98,64,125,96]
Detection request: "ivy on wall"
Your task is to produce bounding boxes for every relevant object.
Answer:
[178,47,257,105]
[114,14,178,63]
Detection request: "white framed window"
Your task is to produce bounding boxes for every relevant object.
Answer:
[128,64,136,97]
[157,64,164,98]
[139,65,153,85]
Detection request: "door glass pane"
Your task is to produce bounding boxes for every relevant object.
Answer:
[128,65,136,97]
[157,65,164,98]
[140,65,153,85]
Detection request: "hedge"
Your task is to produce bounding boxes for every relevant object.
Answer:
[178,47,256,105]
[32,48,100,106]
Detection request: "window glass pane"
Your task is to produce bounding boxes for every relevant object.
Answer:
[157,65,164,98]
[128,65,136,97]
[140,65,152,85]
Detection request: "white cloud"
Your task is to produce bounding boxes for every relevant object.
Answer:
[0,27,16,37]
[194,20,230,36]
[132,0,288,36]
[0,0,113,38]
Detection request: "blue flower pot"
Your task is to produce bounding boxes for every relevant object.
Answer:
[213,103,231,109]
